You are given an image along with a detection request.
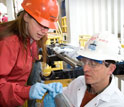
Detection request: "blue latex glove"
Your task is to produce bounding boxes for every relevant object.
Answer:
[29,82,53,99]
[48,82,63,98]
[43,93,55,107]
[43,82,63,107]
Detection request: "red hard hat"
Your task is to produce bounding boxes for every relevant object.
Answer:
[22,0,59,29]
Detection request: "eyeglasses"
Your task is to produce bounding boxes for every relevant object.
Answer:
[80,58,103,68]
[28,13,49,30]
[80,58,111,68]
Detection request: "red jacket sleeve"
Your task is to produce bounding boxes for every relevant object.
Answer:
[0,36,31,107]
[0,81,31,107]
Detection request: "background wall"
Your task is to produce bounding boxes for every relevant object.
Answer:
[0,0,6,5]
[65,0,124,54]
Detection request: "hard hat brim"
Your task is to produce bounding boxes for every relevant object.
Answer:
[22,4,58,29]
[78,49,122,62]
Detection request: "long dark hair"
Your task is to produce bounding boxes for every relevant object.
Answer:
[0,11,47,63]
[0,11,27,49]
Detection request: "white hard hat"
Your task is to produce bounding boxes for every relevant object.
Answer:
[78,31,122,62]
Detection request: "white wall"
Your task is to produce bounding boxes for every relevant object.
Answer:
[4,0,23,21]
[6,0,15,21]
[65,0,124,54]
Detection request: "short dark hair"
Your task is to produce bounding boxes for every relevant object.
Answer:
[104,60,116,67]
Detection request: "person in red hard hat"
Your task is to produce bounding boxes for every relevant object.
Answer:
[0,0,63,107]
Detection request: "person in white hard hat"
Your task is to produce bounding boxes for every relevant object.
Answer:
[43,31,124,107]
[62,31,124,107]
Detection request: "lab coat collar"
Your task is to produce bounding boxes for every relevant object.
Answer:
[77,77,87,107]
[77,75,117,107]
[96,75,116,102]
[85,75,117,107]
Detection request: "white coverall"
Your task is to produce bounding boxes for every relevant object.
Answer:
[63,75,124,107]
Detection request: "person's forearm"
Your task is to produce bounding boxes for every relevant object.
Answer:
[0,82,30,106]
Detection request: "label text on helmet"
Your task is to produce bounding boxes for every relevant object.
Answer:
[88,41,97,51]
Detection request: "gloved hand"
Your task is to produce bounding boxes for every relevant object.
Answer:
[43,82,63,107]
[48,82,63,98]
[43,93,55,107]
[29,82,53,99]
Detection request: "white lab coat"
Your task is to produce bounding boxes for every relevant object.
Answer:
[63,75,124,107]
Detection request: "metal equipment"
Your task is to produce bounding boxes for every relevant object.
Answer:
[38,44,84,80]
[37,43,124,80]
